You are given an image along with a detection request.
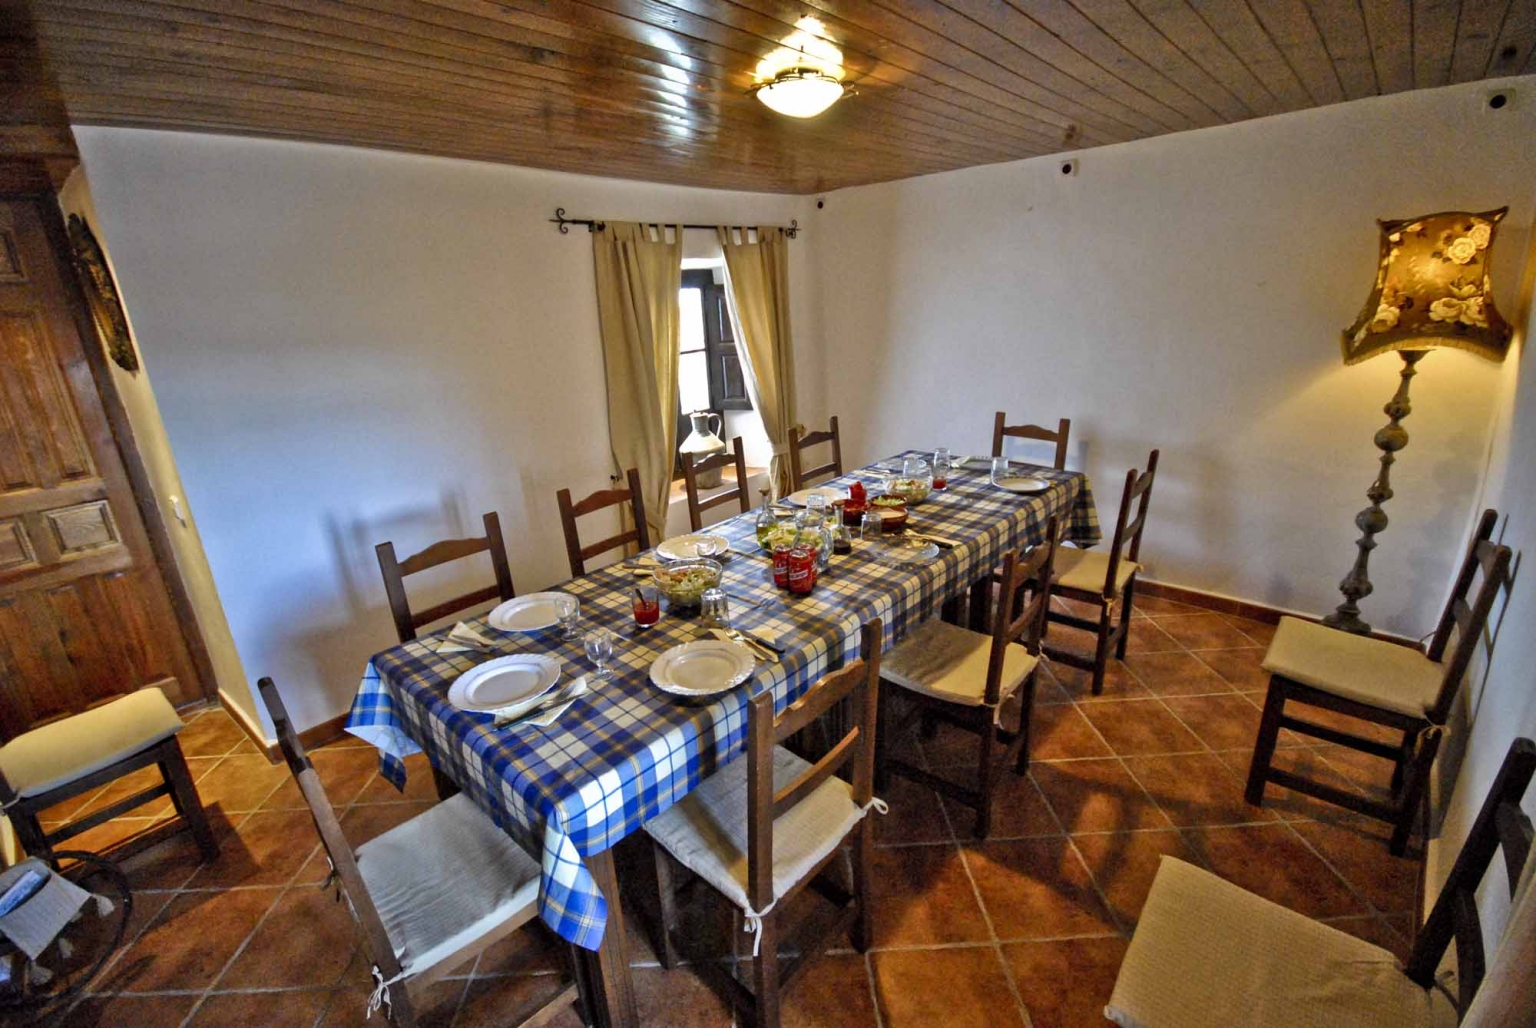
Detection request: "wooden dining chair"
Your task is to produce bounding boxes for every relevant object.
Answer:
[375,511,516,644]
[684,435,751,532]
[878,532,1055,839]
[556,467,650,577]
[1044,450,1159,696]
[1108,735,1535,1027]
[787,416,843,491]
[644,620,882,1028]
[0,688,219,866]
[1246,508,1512,856]
[992,412,1071,470]
[256,677,578,1028]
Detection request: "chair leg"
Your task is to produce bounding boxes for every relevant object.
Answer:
[388,984,420,1028]
[1090,609,1114,696]
[1114,581,1137,660]
[650,841,681,970]
[162,741,219,859]
[874,686,892,793]
[1390,728,1415,796]
[1014,671,1037,776]
[850,819,874,953]
[752,913,780,1028]
[1390,728,1440,858]
[11,809,54,865]
[974,713,998,840]
[1244,680,1287,807]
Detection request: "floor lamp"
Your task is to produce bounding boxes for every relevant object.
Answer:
[1325,207,1514,635]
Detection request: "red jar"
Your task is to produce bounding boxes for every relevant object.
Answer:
[787,544,818,595]
[772,543,793,588]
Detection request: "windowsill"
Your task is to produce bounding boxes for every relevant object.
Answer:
[668,463,768,507]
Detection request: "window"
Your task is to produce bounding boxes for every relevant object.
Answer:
[677,269,751,471]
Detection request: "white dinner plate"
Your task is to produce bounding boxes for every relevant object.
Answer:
[785,487,844,507]
[488,592,571,632]
[656,533,730,562]
[650,640,757,698]
[877,537,941,566]
[448,654,561,713]
[993,476,1051,494]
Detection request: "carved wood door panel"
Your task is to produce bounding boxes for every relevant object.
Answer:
[0,195,200,740]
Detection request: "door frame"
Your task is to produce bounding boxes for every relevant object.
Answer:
[16,186,218,706]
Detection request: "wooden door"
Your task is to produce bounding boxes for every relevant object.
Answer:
[0,194,202,740]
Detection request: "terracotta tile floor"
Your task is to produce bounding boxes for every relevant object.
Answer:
[28,596,1424,1027]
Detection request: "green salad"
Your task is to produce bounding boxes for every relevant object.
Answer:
[653,563,721,606]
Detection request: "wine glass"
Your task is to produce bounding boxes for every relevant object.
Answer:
[583,627,614,680]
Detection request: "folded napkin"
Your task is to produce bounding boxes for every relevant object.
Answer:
[494,674,590,729]
[436,622,498,655]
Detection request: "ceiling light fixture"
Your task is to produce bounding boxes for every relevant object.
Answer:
[750,17,852,119]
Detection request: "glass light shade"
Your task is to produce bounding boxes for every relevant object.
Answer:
[1341,207,1513,365]
[754,70,848,118]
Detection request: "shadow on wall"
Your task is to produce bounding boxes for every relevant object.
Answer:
[1434,531,1522,834]
[1394,422,1490,631]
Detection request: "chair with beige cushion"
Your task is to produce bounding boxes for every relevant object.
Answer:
[1044,450,1159,695]
[1245,509,1511,855]
[0,687,218,865]
[644,620,882,1028]
[256,676,577,1027]
[1109,736,1534,1027]
[878,534,1055,839]
[991,411,1070,471]
[786,416,843,492]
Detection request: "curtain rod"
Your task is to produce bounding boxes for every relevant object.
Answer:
[550,208,798,239]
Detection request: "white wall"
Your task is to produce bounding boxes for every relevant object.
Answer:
[1427,199,1536,946]
[75,128,817,732]
[808,76,1536,638]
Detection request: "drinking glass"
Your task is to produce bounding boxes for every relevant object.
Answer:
[583,627,614,680]
[700,587,731,631]
[990,456,1012,487]
[556,595,581,639]
[860,510,884,542]
[632,584,660,628]
[932,447,951,491]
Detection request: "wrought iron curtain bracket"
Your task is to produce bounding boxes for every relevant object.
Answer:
[551,209,797,238]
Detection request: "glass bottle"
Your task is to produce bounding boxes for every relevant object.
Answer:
[754,487,777,550]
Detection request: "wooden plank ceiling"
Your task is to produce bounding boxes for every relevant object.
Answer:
[26,0,1536,194]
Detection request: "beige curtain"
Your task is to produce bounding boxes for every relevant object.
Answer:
[718,226,798,498]
[592,222,682,544]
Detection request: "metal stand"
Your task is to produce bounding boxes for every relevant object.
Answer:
[1324,350,1425,635]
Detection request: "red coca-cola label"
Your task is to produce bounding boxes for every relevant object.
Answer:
[772,544,792,588]
[787,546,817,595]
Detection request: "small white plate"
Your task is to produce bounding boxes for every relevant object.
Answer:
[650,640,757,698]
[488,592,571,632]
[785,487,844,507]
[994,476,1051,494]
[448,654,561,713]
[656,533,730,562]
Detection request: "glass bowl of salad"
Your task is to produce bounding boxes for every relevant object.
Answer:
[652,557,724,610]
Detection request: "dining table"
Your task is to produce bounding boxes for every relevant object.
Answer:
[344,450,1100,1027]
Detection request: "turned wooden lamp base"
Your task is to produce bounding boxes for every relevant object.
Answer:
[1323,350,1426,636]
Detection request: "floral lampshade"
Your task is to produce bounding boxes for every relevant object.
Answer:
[1341,207,1513,365]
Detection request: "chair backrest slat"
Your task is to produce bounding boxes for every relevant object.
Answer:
[1096,451,1159,596]
[257,677,403,982]
[989,525,1057,706]
[787,416,843,491]
[557,467,651,577]
[1426,510,1511,723]
[684,436,752,532]
[992,413,1070,471]
[1405,736,1536,1009]
[376,511,517,643]
[747,619,881,912]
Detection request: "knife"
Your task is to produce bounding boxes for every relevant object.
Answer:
[711,628,773,661]
[732,627,786,654]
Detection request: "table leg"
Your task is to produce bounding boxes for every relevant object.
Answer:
[575,848,638,1028]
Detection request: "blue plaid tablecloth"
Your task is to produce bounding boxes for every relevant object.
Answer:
[345,453,1099,950]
